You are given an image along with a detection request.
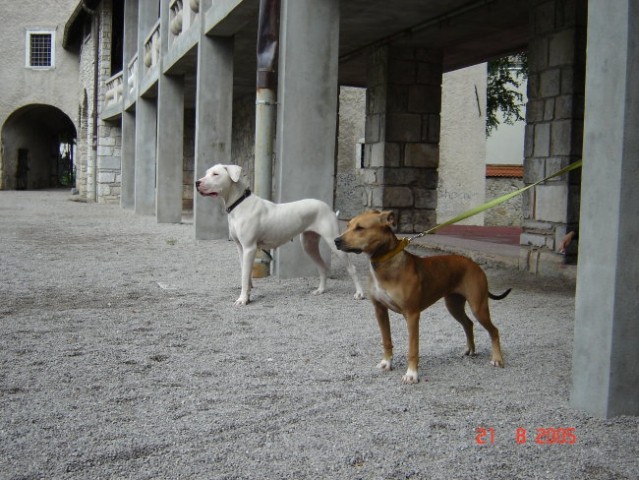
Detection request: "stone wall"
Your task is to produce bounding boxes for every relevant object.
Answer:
[75,0,123,204]
[485,177,523,226]
[335,66,489,227]
[95,0,123,204]
[96,121,122,204]
[335,86,366,219]
[76,11,98,200]
[522,0,585,254]
[361,46,442,233]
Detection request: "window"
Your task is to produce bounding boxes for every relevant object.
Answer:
[26,29,56,69]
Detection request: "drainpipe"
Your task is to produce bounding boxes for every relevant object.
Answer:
[254,0,280,201]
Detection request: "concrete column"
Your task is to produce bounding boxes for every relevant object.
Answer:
[156,80,184,223]
[134,98,157,215]
[571,0,639,418]
[520,0,586,271]
[120,0,138,209]
[362,46,442,233]
[134,0,159,215]
[193,35,234,239]
[274,0,339,278]
[156,0,184,223]
[120,111,136,209]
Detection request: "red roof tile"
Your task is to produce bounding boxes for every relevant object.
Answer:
[486,164,523,178]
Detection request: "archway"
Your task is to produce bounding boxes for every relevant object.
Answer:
[1,104,77,190]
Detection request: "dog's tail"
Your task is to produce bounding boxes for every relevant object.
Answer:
[489,288,512,300]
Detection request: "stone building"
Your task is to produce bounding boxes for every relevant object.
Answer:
[0,0,79,191]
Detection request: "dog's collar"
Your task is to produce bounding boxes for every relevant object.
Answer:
[226,189,251,213]
[370,237,410,264]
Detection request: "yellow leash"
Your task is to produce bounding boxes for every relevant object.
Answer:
[406,159,583,243]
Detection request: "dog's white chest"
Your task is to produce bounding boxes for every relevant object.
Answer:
[369,268,401,312]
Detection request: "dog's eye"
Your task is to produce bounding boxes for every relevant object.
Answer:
[354,224,364,231]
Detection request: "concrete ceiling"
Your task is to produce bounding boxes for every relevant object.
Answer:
[212,0,531,100]
[337,0,531,85]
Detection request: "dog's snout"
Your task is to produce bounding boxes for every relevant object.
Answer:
[195,180,201,189]
[334,237,344,250]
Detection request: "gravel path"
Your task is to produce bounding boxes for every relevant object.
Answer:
[1,190,637,479]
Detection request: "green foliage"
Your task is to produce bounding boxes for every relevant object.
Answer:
[486,52,528,136]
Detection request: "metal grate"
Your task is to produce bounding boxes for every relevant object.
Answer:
[29,33,52,67]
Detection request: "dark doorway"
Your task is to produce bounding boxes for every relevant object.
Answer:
[17,149,29,190]
[1,104,77,190]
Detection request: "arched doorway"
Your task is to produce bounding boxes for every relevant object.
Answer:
[1,104,77,190]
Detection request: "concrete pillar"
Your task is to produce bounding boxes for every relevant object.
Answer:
[120,111,136,209]
[156,77,184,222]
[362,46,442,233]
[520,0,586,271]
[134,0,159,215]
[134,98,157,215]
[571,0,639,418]
[274,0,339,278]
[193,35,234,239]
[120,0,138,209]
[156,0,184,223]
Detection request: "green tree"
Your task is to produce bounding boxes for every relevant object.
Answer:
[486,52,528,136]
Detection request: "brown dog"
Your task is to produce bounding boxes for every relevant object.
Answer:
[334,210,510,384]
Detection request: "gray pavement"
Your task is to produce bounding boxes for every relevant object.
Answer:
[1,190,637,479]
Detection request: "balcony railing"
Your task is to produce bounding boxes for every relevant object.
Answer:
[104,71,124,108]
[169,0,200,45]
[143,19,161,70]
[127,54,138,98]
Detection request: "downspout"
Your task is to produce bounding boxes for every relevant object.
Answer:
[254,0,280,201]
[253,0,280,277]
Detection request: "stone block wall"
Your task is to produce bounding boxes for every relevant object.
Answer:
[362,46,442,232]
[74,0,123,204]
[76,17,97,200]
[96,122,122,203]
[522,0,585,254]
[96,0,122,204]
[485,177,524,226]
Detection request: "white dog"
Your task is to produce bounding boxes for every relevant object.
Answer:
[195,164,365,306]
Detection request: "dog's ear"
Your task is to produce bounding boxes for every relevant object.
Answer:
[225,165,242,183]
[379,211,397,229]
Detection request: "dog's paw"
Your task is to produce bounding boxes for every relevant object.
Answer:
[376,358,392,371]
[312,287,325,295]
[463,349,476,357]
[233,296,250,306]
[401,369,419,384]
[353,291,366,300]
[490,359,504,368]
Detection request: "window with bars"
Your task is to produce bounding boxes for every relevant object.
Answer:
[25,29,55,69]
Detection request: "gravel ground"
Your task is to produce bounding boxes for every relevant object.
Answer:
[1,190,637,480]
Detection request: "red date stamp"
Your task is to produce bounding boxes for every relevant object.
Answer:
[476,427,577,445]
